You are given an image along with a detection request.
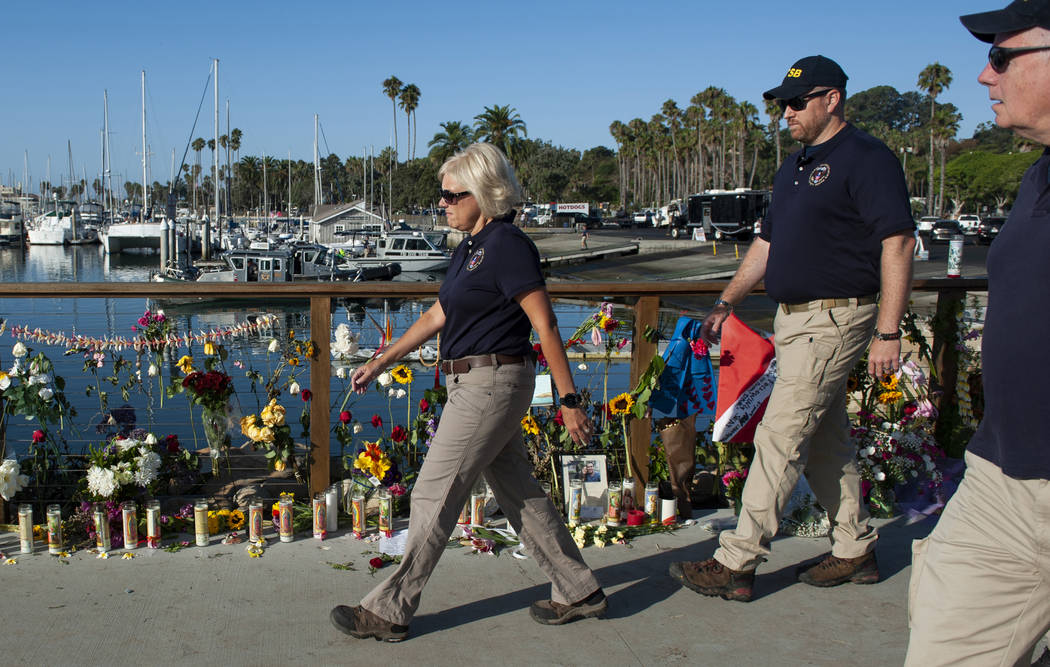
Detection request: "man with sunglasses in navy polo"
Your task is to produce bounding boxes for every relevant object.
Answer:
[906,3,1050,665]
[670,55,916,602]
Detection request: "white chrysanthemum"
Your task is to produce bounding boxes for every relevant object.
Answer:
[86,465,118,498]
[288,381,301,395]
[267,339,279,353]
[115,438,140,452]
[377,372,393,387]
[12,342,27,358]
[0,459,30,501]
[133,451,161,486]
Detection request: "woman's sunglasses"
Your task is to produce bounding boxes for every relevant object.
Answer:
[777,88,834,113]
[987,44,1050,74]
[439,189,471,204]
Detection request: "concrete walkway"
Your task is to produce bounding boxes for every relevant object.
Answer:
[3,508,944,666]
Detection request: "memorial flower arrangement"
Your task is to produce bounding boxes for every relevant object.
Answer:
[240,398,297,472]
[130,308,174,349]
[171,346,235,475]
[0,342,74,456]
[722,468,748,514]
[82,433,163,501]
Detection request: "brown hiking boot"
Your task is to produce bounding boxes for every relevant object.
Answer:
[797,552,879,587]
[669,558,754,602]
[330,605,409,642]
[529,589,608,625]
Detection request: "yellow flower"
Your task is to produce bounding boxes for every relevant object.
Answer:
[121,552,135,560]
[240,414,260,437]
[295,344,302,355]
[353,449,391,479]
[521,415,540,436]
[846,375,860,393]
[288,357,299,367]
[176,355,195,374]
[4,558,16,565]
[609,392,635,416]
[229,510,246,530]
[204,341,217,356]
[274,459,286,471]
[261,399,286,427]
[257,426,275,443]
[305,342,316,357]
[879,374,899,390]
[877,390,904,404]
[391,365,412,384]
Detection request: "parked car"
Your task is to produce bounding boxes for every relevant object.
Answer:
[977,216,1006,244]
[930,219,962,243]
[633,210,653,226]
[917,216,938,233]
[958,214,981,235]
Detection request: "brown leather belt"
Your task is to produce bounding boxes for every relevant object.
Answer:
[439,353,530,375]
[780,295,878,315]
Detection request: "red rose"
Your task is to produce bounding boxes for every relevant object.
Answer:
[369,557,385,569]
[371,414,383,429]
[391,425,407,443]
[32,430,46,443]
[418,398,429,413]
[339,410,352,424]
[553,409,564,427]
[301,389,312,402]
[165,435,180,453]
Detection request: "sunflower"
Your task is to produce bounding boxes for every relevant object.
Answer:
[609,392,635,416]
[228,509,246,531]
[521,415,540,436]
[391,365,413,385]
[846,375,860,393]
[207,512,219,535]
[879,374,899,390]
[176,355,195,374]
[877,390,904,404]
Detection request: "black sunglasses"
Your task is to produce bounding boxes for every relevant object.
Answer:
[439,189,471,204]
[988,44,1050,73]
[778,88,834,113]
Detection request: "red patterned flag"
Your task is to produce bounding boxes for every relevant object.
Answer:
[713,314,776,443]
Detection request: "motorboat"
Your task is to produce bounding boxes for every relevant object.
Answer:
[0,200,24,245]
[337,228,450,273]
[26,202,99,245]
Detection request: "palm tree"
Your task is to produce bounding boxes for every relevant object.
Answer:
[609,120,628,208]
[473,104,527,161]
[191,137,206,212]
[933,106,961,216]
[917,62,952,215]
[383,76,403,161]
[661,99,682,199]
[764,99,784,168]
[687,95,708,192]
[428,121,474,165]
[399,84,420,159]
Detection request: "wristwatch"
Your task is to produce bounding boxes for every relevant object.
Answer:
[873,330,902,341]
[713,298,734,313]
[561,392,583,409]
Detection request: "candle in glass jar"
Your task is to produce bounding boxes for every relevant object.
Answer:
[377,488,392,537]
[122,501,139,550]
[313,493,327,540]
[18,504,33,554]
[325,484,339,533]
[248,501,264,542]
[644,482,659,524]
[93,503,111,552]
[621,479,636,512]
[278,497,294,542]
[606,482,622,527]
[146,500,161,548]
[470,479,487,526]
[341,479,354,515]
[350,489,366,537]
[47,504,63,555]
[661,498,677,525]
[568,480,583,525]
[194,500,209,547]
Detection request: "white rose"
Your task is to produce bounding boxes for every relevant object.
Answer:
[395,388,407,399]
[353,423,363,434]
[875,470,886,482]
[0,372,10,391]
[267,339,279,353]
[145,433,158,446]
[156,309,165,318]
[388,388,397,398]
[377,372,393,387]
[577,363,588,371]
[289,381,301,395]
[12,342,27,358]
[38,387,54,401]
[148,363,158,377]
[865,446,876,457]
[335,366,347,379]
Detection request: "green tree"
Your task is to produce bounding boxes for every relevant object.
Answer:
[917,63,953,215]
[383,76,403,161]
[427,121,474,165]
[399,84,420,160]
[764,99,783,169]
[473,104,528,162]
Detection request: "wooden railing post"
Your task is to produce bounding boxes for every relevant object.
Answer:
[309,297,332,497]
[932,287,965,455]
[628,296,659,500]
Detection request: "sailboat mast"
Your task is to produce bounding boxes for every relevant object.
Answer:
[104,90,113,216]
[142,70,148,217]
[313,114,320,211]
[210,57,219,260]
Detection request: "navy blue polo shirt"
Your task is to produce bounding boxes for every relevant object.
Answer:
[438,215,545,359]
[968,149,1050,480]
[760,124,914,303]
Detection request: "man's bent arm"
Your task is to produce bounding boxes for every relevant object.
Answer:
[868,231,915,376]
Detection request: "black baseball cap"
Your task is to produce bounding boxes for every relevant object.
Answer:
[961,0,1050,43]
[763,55,848,101]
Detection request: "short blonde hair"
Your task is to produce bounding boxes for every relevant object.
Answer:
[439,143,522,218]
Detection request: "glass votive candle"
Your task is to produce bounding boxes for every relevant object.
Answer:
[351,489,366,537]
[18,504,33,554]
[312,493,327,540]
[606,481,622,527]
[145,500,161,548]
[325,484,339,533]
[248,500,264,542]
[46,504,63,555]
[194,500,209,547]
[93,502,110,552]
[568,480,583,525]
[377,487,393,537]
[621,478,636,513]
[278,496,294,542]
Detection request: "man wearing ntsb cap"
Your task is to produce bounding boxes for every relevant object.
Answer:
[906,3,1050,665]
[669,55,915,602]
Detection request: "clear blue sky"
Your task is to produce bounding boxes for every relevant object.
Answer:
[1,0,1004,192]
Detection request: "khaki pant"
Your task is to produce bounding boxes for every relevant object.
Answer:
[715,301,878,571]
[658,414,697,519]
[906,452,1050,667]
[361,361,599,626]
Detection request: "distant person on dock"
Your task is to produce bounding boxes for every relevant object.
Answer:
[906,3,1050,664]
[580,226,589,249]
[331,143,604,642]
[669,55,915,602]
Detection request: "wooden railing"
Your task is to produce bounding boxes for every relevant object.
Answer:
[0,278,988,504]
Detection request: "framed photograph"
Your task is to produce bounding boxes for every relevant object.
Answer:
[531,374,554,407]
[561,454,608,521]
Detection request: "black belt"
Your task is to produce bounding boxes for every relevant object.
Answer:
[780,295,878,315]
[439,353,530,375]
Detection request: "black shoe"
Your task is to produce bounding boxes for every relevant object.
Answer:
[529,589,608,625]
[330,604,409,642]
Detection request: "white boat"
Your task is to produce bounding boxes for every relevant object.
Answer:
[100,221,165,254]
[26,203,99,245]
[0,200,24,245]
[337,228,450,273]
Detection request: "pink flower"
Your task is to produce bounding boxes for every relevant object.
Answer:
[690,339,709,359]
[339,410,352,424]
[617,338,629,350]
[32,430,46,443]
[389,483,407,497]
